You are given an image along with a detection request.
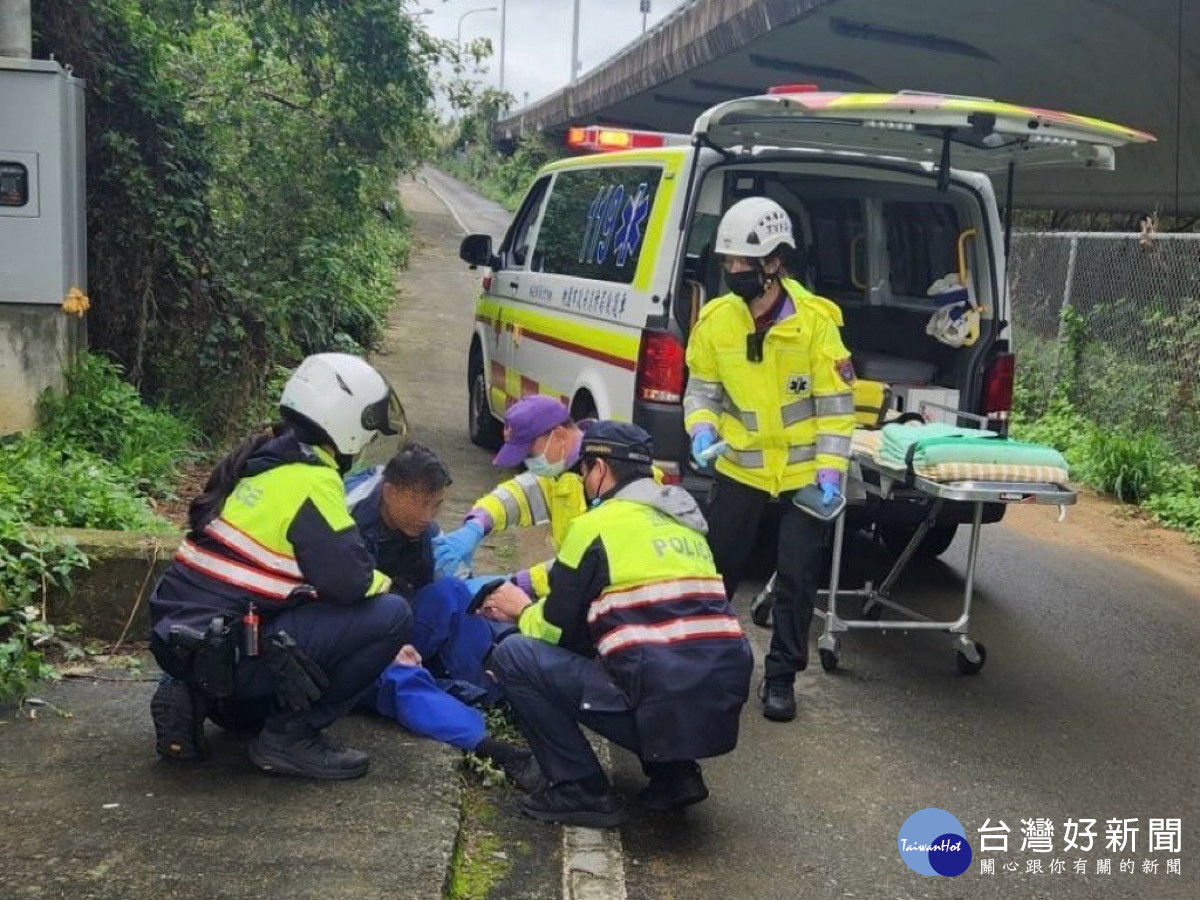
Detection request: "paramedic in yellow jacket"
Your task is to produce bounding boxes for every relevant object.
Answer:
[684,196,856,724]
[433,395,586,597]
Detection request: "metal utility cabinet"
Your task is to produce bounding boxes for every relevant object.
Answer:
[0,57,87,433]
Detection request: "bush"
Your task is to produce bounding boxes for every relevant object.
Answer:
[1144,465,1200,540]
[37,355,196,492]
[33,1,440,436]
[0,437,161,531]
[1011,396,1095,467]
[0,506,89,705]
[1074,427,1170,504]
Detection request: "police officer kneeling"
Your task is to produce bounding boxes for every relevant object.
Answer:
[149,353,413,781]
[482,422,753,827]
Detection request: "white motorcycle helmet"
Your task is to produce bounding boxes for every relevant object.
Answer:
[715,197,796,258]
[279,353,406,456]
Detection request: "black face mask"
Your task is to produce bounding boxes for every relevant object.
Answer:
[727,269,765,302]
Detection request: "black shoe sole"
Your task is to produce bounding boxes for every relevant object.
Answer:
[762,703,797,722]
[519,800,623,828]
[247,743,369,781]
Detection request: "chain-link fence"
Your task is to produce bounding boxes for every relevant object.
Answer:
[1008,232,1200,463]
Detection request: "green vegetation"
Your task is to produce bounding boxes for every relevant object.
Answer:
[445,787,510,900]
[438,89,560,211]
[0,355,195,705]
[1014,361,1200,542]
[33,0,444,436]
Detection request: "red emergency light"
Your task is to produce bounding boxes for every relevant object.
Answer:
[566,126,667,153]
[767,83,820,95]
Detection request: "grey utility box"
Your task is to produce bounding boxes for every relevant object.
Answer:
[0,57,86,304]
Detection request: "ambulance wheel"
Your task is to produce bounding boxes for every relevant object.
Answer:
[468,352,503,451]
[955,642,987,675]
[819,647,839,672]
[879,523,959,560]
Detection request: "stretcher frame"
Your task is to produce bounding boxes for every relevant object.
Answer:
[783,454,1075,675]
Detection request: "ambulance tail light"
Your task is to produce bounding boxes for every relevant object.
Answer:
[655,460,683,485]
[636,330,685,404]
[566,126,667,153]
[481,274,493,292]
[983,351,1014,435]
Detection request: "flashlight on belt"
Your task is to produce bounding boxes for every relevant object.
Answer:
[242,603,261,658]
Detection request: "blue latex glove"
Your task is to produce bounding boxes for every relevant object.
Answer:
[690,428,718,468]
[433,521,485,577]
[817,469,842,506]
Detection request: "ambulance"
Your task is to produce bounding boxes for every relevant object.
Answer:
[459,87,1152,557]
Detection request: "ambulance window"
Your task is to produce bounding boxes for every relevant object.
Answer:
[808,200,864,295]
[0,162,28,207]
[500,176,550,269]
[534,166,663,284]
[884,202,960,298]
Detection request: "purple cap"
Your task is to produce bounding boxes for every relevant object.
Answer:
[493,395,571,468]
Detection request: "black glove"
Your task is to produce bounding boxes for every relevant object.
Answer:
[263,631,330,712]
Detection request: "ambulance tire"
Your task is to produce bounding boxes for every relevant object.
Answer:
[468,352,503,450]
[878,523,959,560]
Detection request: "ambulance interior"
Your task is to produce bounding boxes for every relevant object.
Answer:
[678,164,999,422]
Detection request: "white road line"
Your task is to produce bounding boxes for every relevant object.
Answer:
[420,170,471,236]
[562,741,628,900]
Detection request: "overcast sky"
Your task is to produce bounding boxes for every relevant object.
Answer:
[414,0,691,108]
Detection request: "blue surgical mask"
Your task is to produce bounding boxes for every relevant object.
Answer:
[525,453,566,478]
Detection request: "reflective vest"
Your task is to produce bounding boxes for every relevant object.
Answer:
[152,434,391,642]
[684,278,857,496]
[474,470,585,596]
[552,487,752,761]
[475,466,663,598]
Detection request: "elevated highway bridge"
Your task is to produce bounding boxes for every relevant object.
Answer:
[498,0,1197,213]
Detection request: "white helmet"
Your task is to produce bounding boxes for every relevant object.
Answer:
[279,353,406,455]
[715,197,795,258]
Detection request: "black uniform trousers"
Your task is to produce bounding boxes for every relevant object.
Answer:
[154,591,412,733]
[705,473,826,683]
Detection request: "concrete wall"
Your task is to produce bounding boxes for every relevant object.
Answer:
[0,304,84,434]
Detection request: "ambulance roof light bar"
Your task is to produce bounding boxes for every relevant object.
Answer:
[565,126,686,153]
[766,83,821,95]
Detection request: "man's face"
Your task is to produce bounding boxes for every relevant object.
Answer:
[380,482,445,538]
[527,426,567,465]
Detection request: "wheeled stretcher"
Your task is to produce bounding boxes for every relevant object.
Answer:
[752,434,1076,675]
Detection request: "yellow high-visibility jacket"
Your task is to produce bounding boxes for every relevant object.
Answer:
[684,278,856,496]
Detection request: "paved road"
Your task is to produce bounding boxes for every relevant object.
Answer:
[423,169,1199,900]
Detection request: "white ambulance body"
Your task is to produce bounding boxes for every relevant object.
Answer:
[459,88,1152,555]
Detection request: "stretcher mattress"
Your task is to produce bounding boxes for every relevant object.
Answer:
[851,428,1071,486]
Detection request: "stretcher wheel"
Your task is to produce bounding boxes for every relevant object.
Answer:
[955,642,987,675]
[819,647,839,672]
[750,589,774,628]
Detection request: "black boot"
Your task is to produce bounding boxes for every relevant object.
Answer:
[638,761,709,811]
[474,737,544,793]
[520,779,622,828]
[248,718,370,780]
[151,676,207,761]
[760,679,797,722]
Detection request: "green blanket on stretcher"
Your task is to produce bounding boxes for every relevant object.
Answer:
[878,422,1069,471]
